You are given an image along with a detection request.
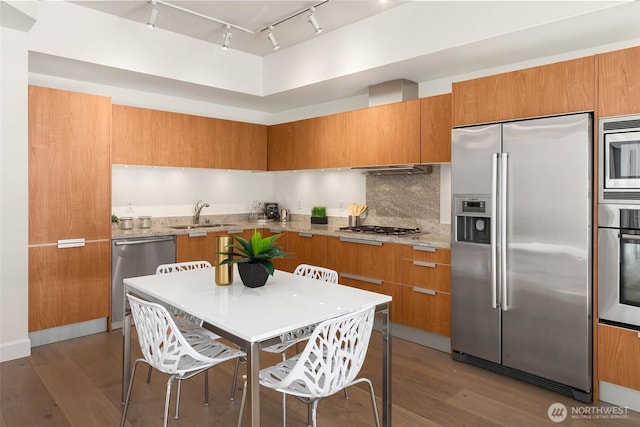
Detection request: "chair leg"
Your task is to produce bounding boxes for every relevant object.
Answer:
[363,379,381,427]
[164,375,177,427]
[344,387,349,399]
[310,399,320,427]
[146,365,153,384]
[237,378,247,427]
[230,356,241,400]
[174,378,182,419]
[204,369,209,405]
[120,359,143,427]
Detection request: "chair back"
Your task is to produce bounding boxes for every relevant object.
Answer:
[293,264,338,283]
[276,305,376,398]
[127,294,214,375]
[156,260,212,274]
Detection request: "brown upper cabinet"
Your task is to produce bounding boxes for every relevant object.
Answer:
[598,46,640,118]
[112,105,267,170]
[268,121,297,171]
[112,105,216,168]
[421,94,452,163]
[452,56,596,127]
[267,99,421,171]
[29,86,111,244]
[344,99,421,167]
[214,119,267,170]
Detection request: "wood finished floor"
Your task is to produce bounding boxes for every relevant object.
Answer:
[1,330,639,427]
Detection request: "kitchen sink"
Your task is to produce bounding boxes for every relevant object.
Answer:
[169,223,237,230]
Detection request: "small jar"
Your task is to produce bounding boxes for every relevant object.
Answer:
[119,217,134,230]
[138,216,152,229]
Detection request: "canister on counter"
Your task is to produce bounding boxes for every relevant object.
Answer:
[215,236,234,286]
[138,216,152,228]
[119,217,134,230]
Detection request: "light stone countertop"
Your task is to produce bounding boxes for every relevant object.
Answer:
[112,218,451,249]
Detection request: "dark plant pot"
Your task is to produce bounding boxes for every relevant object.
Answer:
[311,217,328,224]
[237,262,269,288]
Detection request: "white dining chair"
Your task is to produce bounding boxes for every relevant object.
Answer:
[237,305,380,427]
[146,260,221,411]
[229,264,339,404]
[122,294,245,427]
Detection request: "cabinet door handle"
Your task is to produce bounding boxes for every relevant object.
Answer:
[413,245,436,252]
[413,287,436,296]
[299,232,313,238]
[114,237,174,246]
[339,272,383,285]
[188,231,207,237]
[269,228,282,233]
[413,260,436,268]
[57,238,85,248]
[339,237,383,246]
[227,229,244,234]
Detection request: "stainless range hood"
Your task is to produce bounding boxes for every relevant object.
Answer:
[352,164,432,175]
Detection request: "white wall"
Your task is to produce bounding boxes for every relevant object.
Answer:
[0,26,31,361]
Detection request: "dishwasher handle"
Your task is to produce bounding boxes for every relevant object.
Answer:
[114,237,175,246]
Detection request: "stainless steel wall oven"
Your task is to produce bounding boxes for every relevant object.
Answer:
[599,114,640,203]
[598,204,640,330]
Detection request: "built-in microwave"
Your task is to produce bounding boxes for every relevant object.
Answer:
[599,114,640,203]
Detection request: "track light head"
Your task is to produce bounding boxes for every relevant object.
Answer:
[267,26,280,50]
[222,25,232,50]
[308,7,322,34]
[146,0,159,28]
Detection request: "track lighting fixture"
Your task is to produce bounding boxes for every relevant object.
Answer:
[308,7,322,34]
[222,25,232,50]
[267,26,280,50]
[146,0,158,28]
[144,0,330,50]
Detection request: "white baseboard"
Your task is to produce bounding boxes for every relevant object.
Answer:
[600,381,640,413]
[0,338,31,362]
[28,318,108,347]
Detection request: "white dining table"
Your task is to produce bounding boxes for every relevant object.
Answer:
[122,265,392,427]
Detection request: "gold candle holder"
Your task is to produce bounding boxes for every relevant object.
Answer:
[215,236,234,286]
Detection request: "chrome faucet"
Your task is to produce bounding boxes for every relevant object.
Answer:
[194,200,210,224]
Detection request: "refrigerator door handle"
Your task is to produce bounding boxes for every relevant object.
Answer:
[501,152,509,311]
[491,153,499,308]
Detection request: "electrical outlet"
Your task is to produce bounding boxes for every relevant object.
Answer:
[125,200,134,213]
[339,200,344,209]
[297,199,302,209]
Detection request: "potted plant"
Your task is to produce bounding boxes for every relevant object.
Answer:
[220,231,288,288]
[310,206,328,224]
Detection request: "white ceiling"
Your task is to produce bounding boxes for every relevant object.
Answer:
[24,1,640,115]
[71,1,405,56]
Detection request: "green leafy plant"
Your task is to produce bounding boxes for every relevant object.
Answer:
[311,206,327,218]
[220,231,288,276]
[111,214,119,224]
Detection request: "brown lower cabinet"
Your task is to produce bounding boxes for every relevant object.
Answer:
[597,323,640,391]
[284,231,328,273]
[176,229,254,266]
[340,276,403,324]
[29,242,110,332]
[401,287,451,336]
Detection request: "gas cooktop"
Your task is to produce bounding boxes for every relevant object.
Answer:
[338,225,422,236]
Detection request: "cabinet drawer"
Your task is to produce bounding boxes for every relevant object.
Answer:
[327,237,402,283]
[598,323,640,391]
[339,275,402,324]
[402,244,450,264]
[402,259,451,292]
[401,286,450,337]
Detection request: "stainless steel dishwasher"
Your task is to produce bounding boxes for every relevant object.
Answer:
[111,235,176,329]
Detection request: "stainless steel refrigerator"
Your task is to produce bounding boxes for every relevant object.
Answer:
[451,113,592,402]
